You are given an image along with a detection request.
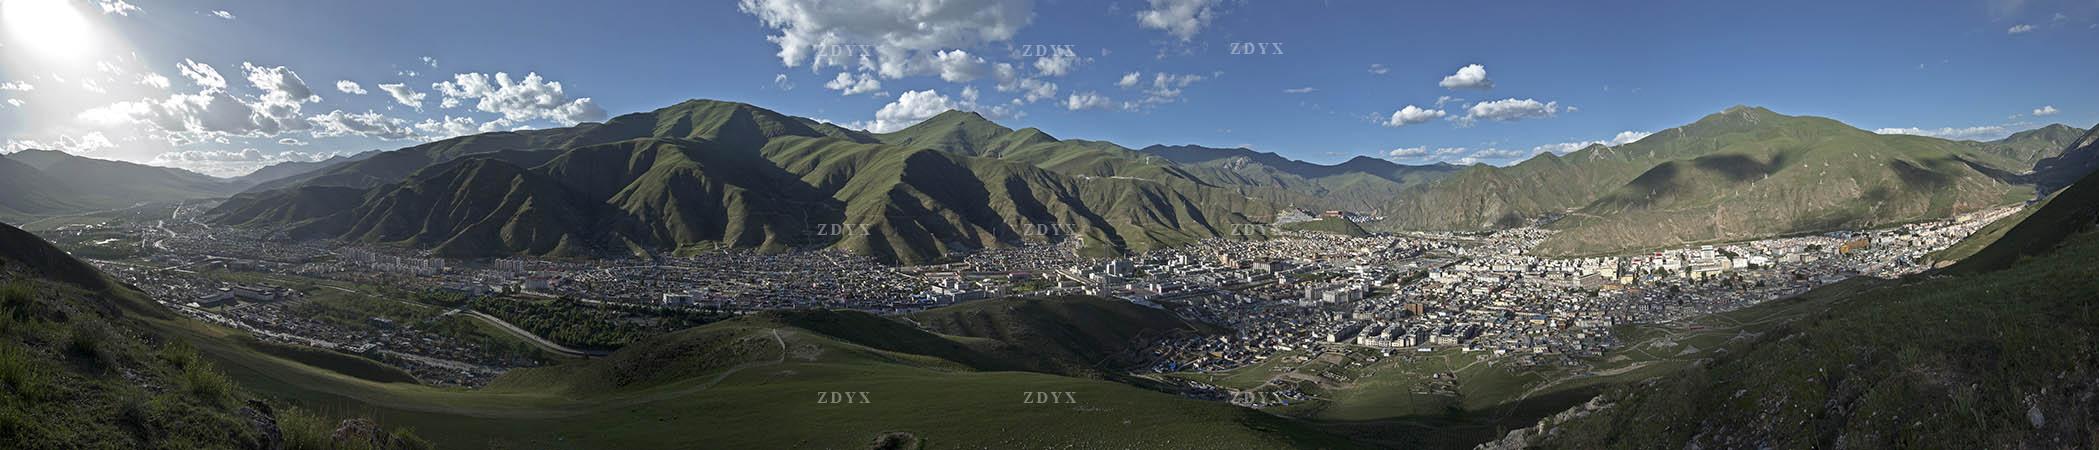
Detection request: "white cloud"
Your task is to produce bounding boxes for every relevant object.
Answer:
[737,0,1033,79]
[139,73,171,89]
[1458,98,1558,125]
[177,59,226,90]
[993,63,1059,103]
[210,10,235,20]
[98,1,139,16]
[2033,105,2059,116]
[4,99,21,108]
[1386,146,1427,158]
[865,89,957,132]
[1873,125,2011,140]
[421,56,439,68]
[336,80,367,95]
[824,71,884,96]
[0,81,32,91]
[1065,91,1121,111]
[1282,87,1316,94]
[277,138,307,146]
[242,63,317,102]
[148,148,344,177]
[414,115,485,140]
[1135,0,1220,41]
[933,50,987,82]
[378,83,426,110]
[1117,72,1141,88]
[307,110,417,140]
[1367,64,1389,75]
[1383,105,1446,127]
[773,74,795,90]
[2,132,116,155]
[431,72,606,125]
[1531,130,1652,155]
[1033,51,1083,77]
[2007,24,2035,34]
[1120,72,1205,106]
[1438,64,1493,90]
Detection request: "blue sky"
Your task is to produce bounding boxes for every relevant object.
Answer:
[1,0,2094,176]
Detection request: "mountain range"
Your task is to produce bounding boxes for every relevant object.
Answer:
[3,99,2089,264]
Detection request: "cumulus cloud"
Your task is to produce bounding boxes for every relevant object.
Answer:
[933,50,987,82]
[421,56,439,68]
[138,73,171,89]
[78,62,325,143]
[1367,64,1389,75]
[1531,130,1653,155]
[1457,98,1558,125]
[1873,125,2011,140]
[306,110,417,140]
[378,83,426,110]
[824,71,884,96]
[0,81,32,91]
[2007,24,2035,34]
[864,89,957,132]
[1065,91,1123,111]
[1282,87,1316,94]
[414,115,495,140]
[210,10,234,20]
[1114,71,1205,107]
[277,138,307,146]
[4,99,21,108]
[1383,105,1446,127]
[1135,0,1220,41]
[336,80,367,95]
[993,63,1059,103]
[2,132,116,155]
[148,148,345,177]
[2033,105,2059,116]
[737,0,1033,79]
[99,1,139,16]
[1386,146,1428,158]
[1438,64,1493,90]
[431,72,606,125]
[1032,51,1084,77]
[773,74,795,90]
[177,59,226,90]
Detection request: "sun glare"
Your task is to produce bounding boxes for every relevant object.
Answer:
[2,0,99,61]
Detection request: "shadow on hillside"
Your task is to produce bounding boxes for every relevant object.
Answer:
[1305,386,1607,450]
[1691,153,1789,182]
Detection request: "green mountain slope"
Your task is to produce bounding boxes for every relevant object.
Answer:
[1278,216,1372,236]
[1962,123,2090,172]
[1373,107,2032,255]
[0,156,84,219]
[907,295,1215,376]
[1,150,248,214]
[218,100,1281,264]
[1496,163,2099,449]
[2026,123,2099,195]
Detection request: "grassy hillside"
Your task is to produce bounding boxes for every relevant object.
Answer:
[0,221,431,449]
[1369,106,2032,256]
[1488,163,2099,449]
[220,100,1282,264]
[907,295,1216,376]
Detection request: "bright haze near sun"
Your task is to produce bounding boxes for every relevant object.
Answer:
[0,0,2094,177]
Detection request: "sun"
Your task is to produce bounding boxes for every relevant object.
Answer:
[2,0,99,61]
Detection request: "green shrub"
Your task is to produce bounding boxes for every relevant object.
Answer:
[181,361,234,405]
[66,321,117,368]
[0,343,40,398]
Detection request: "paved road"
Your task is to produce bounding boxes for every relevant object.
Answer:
[461,310,611,358]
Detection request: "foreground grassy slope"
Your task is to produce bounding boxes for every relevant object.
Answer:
[0,221,432,449]
[191,305,1360,449]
